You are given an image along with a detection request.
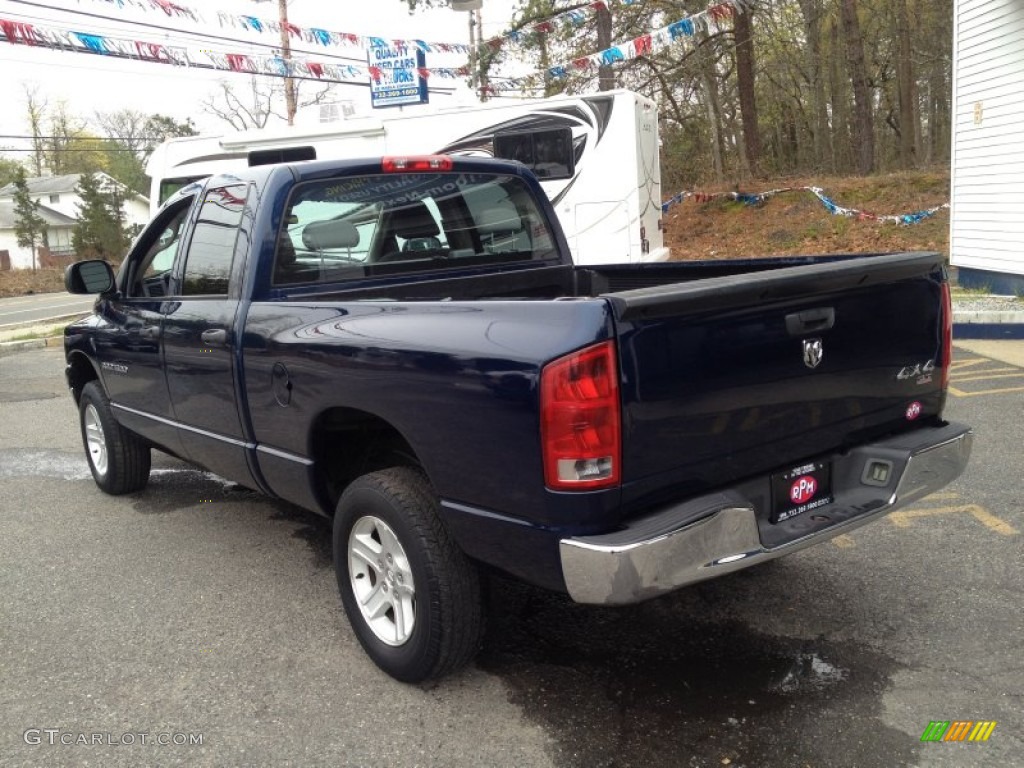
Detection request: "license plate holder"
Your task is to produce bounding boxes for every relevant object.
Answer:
[771,460,834,523]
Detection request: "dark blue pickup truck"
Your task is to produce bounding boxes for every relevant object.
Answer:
[65,155,971,682]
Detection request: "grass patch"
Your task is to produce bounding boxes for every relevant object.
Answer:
[0,322,68,344]
[950,285,994,298]
[6,331,46,342]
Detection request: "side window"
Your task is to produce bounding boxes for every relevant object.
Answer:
[126,197,195,298]
[181,185,249,296]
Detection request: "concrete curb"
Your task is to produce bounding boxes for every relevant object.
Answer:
[953,311,1024,339]
[0,335,63,358]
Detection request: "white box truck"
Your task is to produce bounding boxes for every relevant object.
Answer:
[145,90,667,265]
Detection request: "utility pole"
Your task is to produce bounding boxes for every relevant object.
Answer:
[467,8,478,97]
[475,7,488,100]
[455,1,485,101]
[276,0,298,125]
[254,0,297,124]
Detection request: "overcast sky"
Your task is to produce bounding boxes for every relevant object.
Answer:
[0,0,520,149]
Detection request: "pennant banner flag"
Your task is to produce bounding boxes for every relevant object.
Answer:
[0,16,476,84]
[0,1,753,105]
[70,0,747,92]
[483,0,660,55]
[478,0,751,94]
[662,186,950,225]
[77,0,470,53]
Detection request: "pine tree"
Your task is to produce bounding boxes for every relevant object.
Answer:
[72,173,131,261]
[12,167,46,272]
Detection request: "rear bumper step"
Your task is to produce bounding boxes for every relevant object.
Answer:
[559,422,973,605]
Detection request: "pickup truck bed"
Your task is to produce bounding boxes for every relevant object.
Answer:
[64,156,970,681]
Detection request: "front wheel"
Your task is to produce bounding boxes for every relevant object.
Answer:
[333,467,483,682]
[79,381,151,495]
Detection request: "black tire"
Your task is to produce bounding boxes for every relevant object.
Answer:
[333,467,483,682]
[79,381,151,495]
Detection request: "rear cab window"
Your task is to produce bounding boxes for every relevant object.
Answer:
[272,172,559,287]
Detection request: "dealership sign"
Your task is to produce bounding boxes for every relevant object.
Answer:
[368,43,429,108]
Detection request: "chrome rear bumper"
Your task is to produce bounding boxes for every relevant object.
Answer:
[559,423,973,605]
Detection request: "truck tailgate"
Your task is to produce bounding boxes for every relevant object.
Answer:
[602,252,950,512]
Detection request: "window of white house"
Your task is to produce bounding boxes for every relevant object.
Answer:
[49,194,59,204]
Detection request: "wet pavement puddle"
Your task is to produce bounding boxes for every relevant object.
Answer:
[478,577,916,768]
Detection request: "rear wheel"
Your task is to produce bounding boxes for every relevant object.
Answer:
[333,467,483,682]
[79,381,151,494]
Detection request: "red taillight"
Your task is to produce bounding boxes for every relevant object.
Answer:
[540,340,621,491]
[941,282,953,390]
[382,155,453,172]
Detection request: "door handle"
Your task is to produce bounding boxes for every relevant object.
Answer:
[785,307,835,337]
[201,328,229,345]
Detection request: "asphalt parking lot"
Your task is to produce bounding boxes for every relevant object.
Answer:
[1,344,1020,768]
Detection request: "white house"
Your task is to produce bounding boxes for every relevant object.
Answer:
[0,173,149,270]
[951,0,1024,295]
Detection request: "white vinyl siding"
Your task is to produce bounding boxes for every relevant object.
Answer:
[951,0,1024,276]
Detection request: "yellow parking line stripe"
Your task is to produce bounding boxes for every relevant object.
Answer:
[968,505,1020,536]
[951,367,1022,377]
[948,385,1024,398]
[948,359,989,370]
[951,373,1024,383]
[889,505,1019,535]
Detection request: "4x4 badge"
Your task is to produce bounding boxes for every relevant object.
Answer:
[803,338,823,369]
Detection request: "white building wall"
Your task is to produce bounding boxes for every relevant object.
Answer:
[29,193,148,229]
[951,0,1024,280]
[124,197,150,228]
[0,230,37,269]
[33,193,78,221]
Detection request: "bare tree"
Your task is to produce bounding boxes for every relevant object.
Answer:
[95,110,196,159]
[734,5,760,176]
[695,40,726,183]
[840,0,875,175]
[94,109,151,156]
[596,2,614,92]
[894,0,917,168]
[796,0,832,172]
[24,85,47,176]
[201,76,334,131]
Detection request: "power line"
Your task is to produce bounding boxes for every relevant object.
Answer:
[0,147,145,152]
[0,8,459,93]
[0,134,152,140]
[4,0,383,65]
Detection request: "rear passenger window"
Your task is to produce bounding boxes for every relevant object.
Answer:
[273,172,558,287]
[181,185,249,296]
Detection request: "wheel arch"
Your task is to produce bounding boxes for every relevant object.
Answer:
[66,351,100,405]
[308,405,426,516]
